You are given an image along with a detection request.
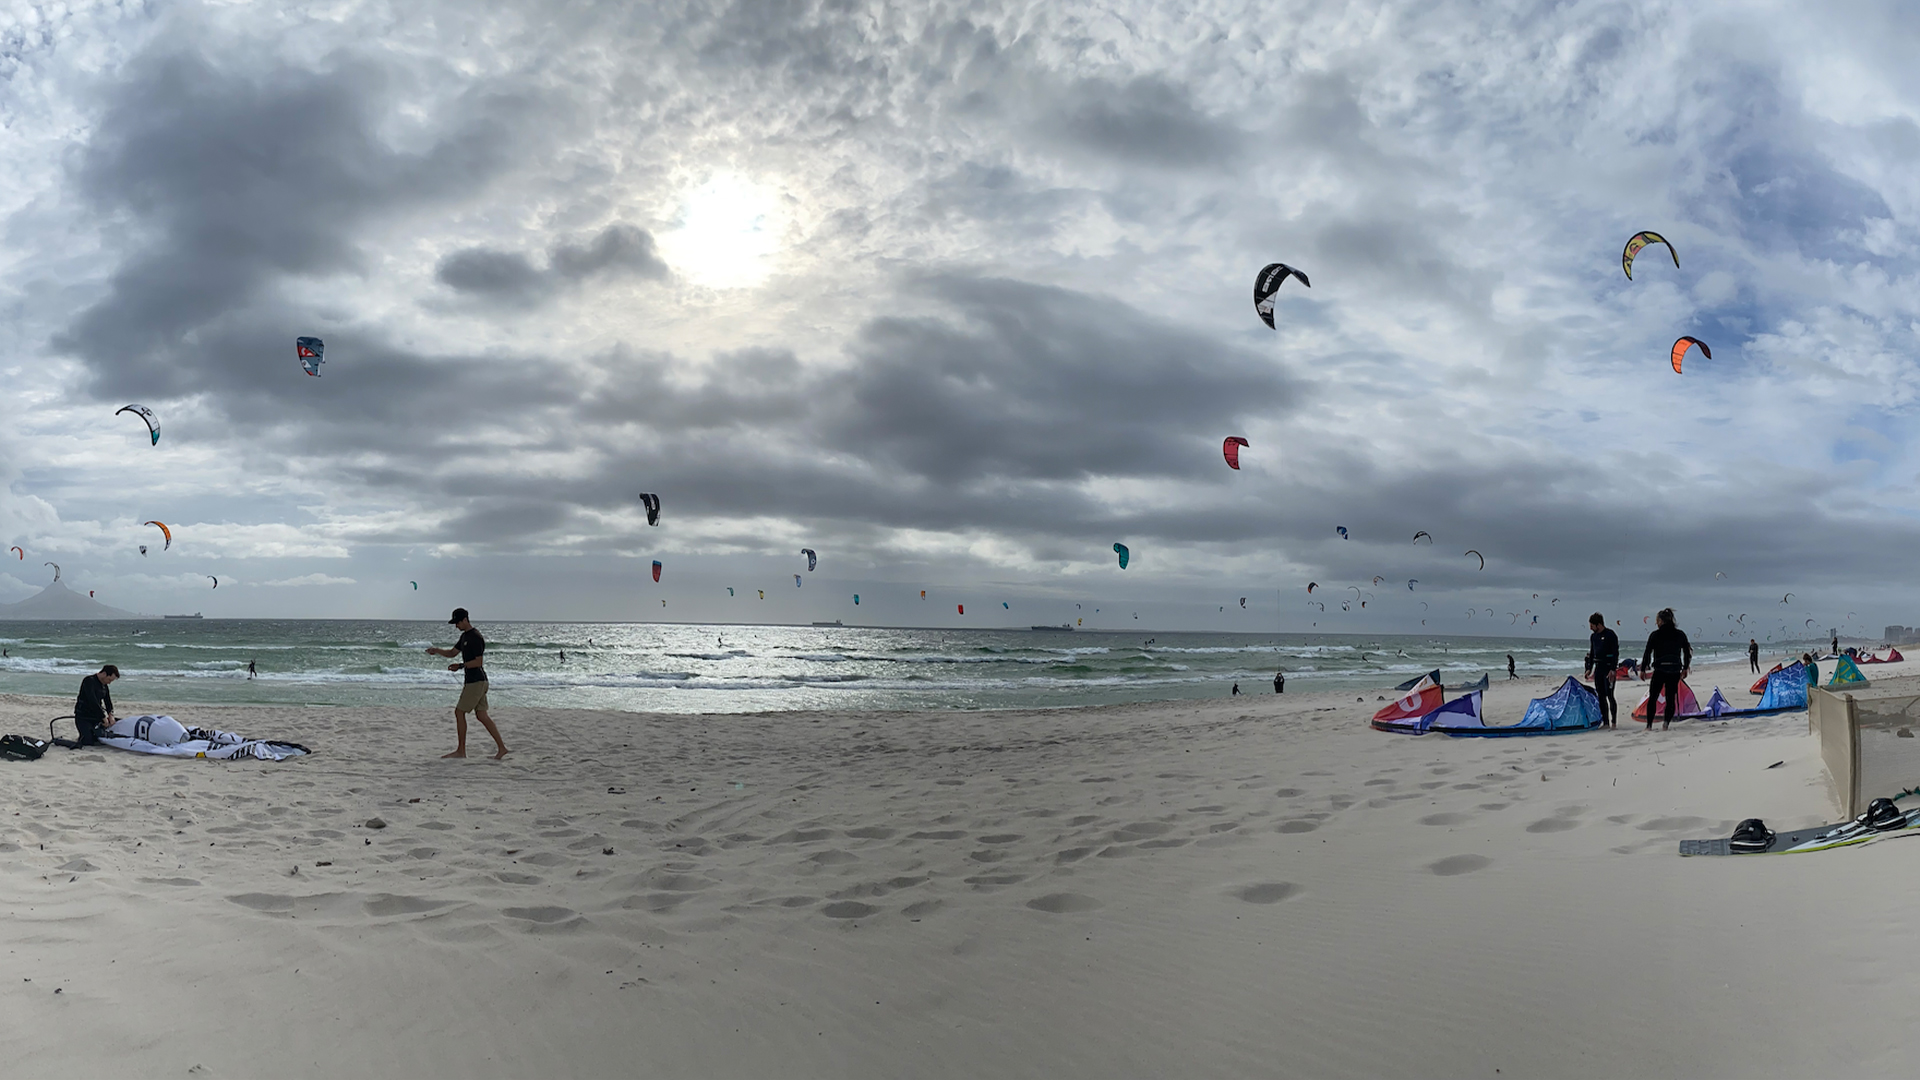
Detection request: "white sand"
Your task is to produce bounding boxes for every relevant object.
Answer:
[5,654,1920,1078]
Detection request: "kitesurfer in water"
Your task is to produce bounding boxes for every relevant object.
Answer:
[1584,613,1619,728]
[1639,609,1692,731]
[1231,682,1241,696]
[425,608,509,759]
[247,659,257,680]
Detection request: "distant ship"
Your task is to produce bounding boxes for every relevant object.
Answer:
[810,620,843,627]
[163,613,204,620]
[1030,624,1074,631]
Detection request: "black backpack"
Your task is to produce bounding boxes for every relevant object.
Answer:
[0,734,49,761]
[1729,818,1775,853]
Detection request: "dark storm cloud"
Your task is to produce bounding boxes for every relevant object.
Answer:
[53,47,557,399]
[437,223,668,305]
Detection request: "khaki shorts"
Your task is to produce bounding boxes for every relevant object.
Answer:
[455,680,490,713]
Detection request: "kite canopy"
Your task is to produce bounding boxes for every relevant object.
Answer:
[1252,262,1309,328]
[7,546,19,559]
[1413,531,1432,544]
[296,336,325,377]
[1632,679,1703,720]
[1621,231,1678,280]
[1755,662,1809,711]
[208,576,218,589]
[801,548,817,572]
[1670,335,1709,374]
[1222,436,1249,470]
[116,404,160,445]
[638,494,661,526]
[143,521,172,550]
[44,562,60,582]
[1372,675,1443,729]
[1450,677,1606,736]
[1112,543,1130,569]
[1336,526,1348,539]
[1827,655,1869,689]
[651,560,661,583]
[1374,690,1485,735]
[1394,669,1443,692]
[1464,549,1484,570]
[410,581,418,590]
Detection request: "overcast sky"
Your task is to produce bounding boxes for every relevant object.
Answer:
[2,0,1918,638]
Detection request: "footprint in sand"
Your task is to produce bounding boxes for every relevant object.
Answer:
[1054,847,1095,864]
[1636,816,1709,832]
[1026,893,1101,913]
[1277,820,1319,834]
[1419,813,1472,826]
[364,894,454,917]
[845,826,896,840]
[1111,822,1172,842]
[901,899,944,918]
[821,901,879,919]
[1428,855,1492,876]
[1231,882,1300,904]
[1274,788,1303,798]
[502,905,583,927]
[907,830,967,840]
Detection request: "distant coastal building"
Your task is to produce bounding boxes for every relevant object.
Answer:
[1885,625,1916,642]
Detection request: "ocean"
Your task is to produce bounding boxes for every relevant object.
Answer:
[0,619,1759,715]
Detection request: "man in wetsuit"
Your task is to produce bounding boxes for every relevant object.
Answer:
[1639,608,1692,731]
[1274,671,1285,694]
[1748,639,1759,673]
[1584,613,1620,728]
[73,664,120,745]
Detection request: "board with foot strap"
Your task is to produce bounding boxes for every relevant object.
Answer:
[1679,802,1920,856]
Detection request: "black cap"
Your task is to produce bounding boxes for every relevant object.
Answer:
[448,608,469,625]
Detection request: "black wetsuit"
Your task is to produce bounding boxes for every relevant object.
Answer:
[1640,626,1693,727]
[73,674,113,745]
[1274,673,1284,694]
[1748,641,1759,673]
[1586,627,1620,725]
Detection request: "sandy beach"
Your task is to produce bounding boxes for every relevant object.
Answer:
[3,653,1916,1077]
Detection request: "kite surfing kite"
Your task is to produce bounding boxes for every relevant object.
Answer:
[115,405,160,445]
[297,337,325,377]
[1621,231,1677,280]
[651,560,661,583]
[1222,436,1249,470]
[1715,572,1726,579]
[638,494,661,526]
[44,562,59,582]
[1239,597,1247,608]
[410,581,418,590]
[1253,263,1309,328]
[139,545,148,556]
[7,546,19,559]
[1336,526,1348,540]
[920,591,926,599]
[143,521,172,551]
[854,595,860,605]
[208,576,218,589]
[1002,602,1010,609]
[1782,593,1793,604]
[1372,576,1384,586]
[1465,549,1484,570]
[758,590,764,599]
[801,548,817,572]
[1306,582,1318,593]
[1113,543,1130,569]
[795,574,803,587]
[1408,579,1418,590]
[957,604,965,615]
[1413,531,1432,544]
[1670,336,1709,374]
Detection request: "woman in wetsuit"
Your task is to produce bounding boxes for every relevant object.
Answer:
[1639,608,1692,731]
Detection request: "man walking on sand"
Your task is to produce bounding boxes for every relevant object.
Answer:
[426,608,508,759]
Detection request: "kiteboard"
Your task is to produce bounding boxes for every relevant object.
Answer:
[1679,804,1920,856]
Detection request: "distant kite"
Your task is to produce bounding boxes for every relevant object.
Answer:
[1413,531,1432,544]
[116,405,160,445]
[1464,549,1484,570]
[411,581,418,590]
[208,576,218,589]
[1782,593,1793,604]
[1621,231,1677,280]
[1306,582,1318,593]
[758,590,765,599]
[143,521,172,550]
[957,604,965,615]
[651,560,662,583]
[795,574,803,587]
[728,587,735,596]
[44,562,59,582]
[1239,597,1247,608]
[139,545,148,556]
[801,548,817,572]
[1113,543,1130,569]
[638,494,661,526]
[854,595,860,605]
[297,336,325,377]
[1253,263,1310,328]
[1222,436,1249,470]
[1408,579,1418,590]
[1336,526,1349,540]
[1671,335,1709,374]
[7,546,19,560]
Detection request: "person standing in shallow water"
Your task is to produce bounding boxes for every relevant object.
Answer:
[1640,608,1692,731]
[1273,671,1285,694]
[1507,654,1517,679]
[426,608,508,759]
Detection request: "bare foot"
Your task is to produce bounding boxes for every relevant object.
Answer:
[442,750,466,758]
[492,747,510,759]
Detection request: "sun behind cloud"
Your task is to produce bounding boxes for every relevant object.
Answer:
[656,173,782,288]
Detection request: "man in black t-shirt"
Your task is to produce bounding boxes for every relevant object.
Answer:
[73,665,121,745]
[426,608,509,758]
